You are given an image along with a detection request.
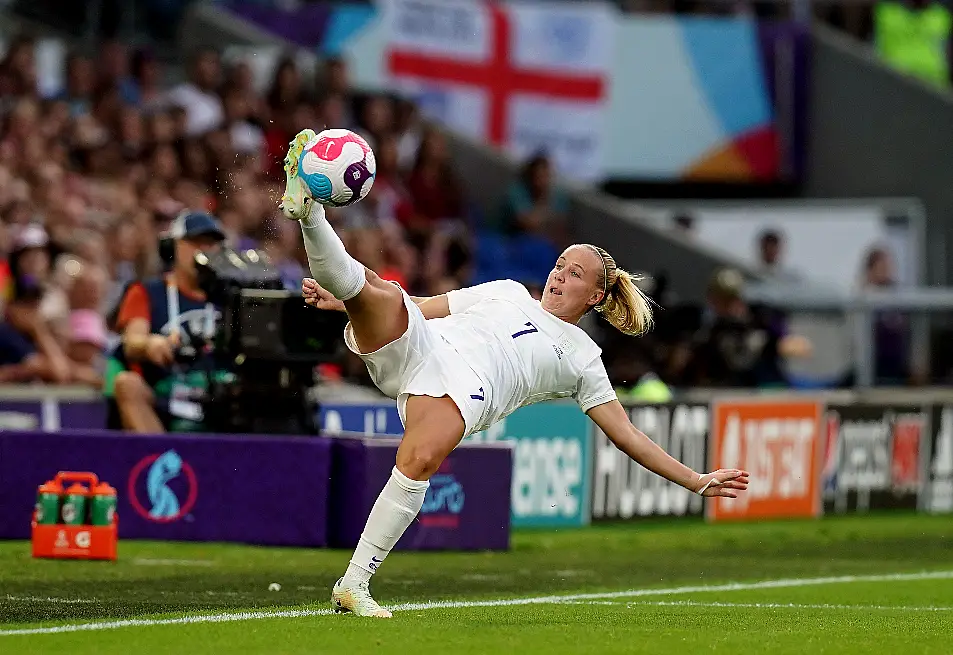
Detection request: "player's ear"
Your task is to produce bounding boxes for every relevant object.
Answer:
[587,288,604,309]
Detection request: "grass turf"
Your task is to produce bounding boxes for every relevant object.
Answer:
[1,513,952,653]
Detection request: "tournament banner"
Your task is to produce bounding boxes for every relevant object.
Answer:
[321,401,594,528]
[0,430,332,546]
[591,403,708,520]
[379,0,614,181]
[0,397,105,431]
[708,398,822,522]
[822,404,928,514]
[328,437,512,550]
[925,405,953,513]
[467,402,593,528]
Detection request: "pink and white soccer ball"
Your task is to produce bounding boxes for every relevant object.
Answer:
[298,129,376,207]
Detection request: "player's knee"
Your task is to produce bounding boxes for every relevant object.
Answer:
[396,442,445,481]
[364,269,402,298]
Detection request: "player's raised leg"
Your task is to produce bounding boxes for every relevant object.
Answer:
[331,394,466,617]
[279,129,406,352]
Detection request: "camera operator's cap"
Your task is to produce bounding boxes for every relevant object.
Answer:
[169,211,226,242]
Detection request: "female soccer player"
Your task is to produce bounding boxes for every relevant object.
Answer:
[279,129,749,618]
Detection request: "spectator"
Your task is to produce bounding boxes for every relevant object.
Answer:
[1,34,38,99]
[164,48,224,137]
[498,152,568,246]
[405,127,464,233]
[860,246,911,384]
[222,85,264,156]
[358,95,395,148]
[266,56,305,119]
[63,258,109,388]
[493,152,564,285]
[756,228,800,282]
[0,225,72,384]
[685,268,811,387]
[109,211,225,433]
[131,49,164,110]
[224,59,266,125]
[394,98,423,171]
[97,40,139,105]
[57,53,96,117]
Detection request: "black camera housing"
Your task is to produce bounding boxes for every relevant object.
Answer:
[189,247,347,434]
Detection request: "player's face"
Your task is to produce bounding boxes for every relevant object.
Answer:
[541,246,605,320]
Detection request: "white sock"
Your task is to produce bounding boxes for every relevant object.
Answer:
[343,466,429,586]
[299,202,366,301]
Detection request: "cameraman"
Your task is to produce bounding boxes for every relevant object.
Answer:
[108,211,225,432]
[686,268,812,388]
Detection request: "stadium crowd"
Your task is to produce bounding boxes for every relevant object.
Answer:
[0,37,468,386]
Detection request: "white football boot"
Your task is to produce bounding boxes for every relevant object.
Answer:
[278,128,318,220]
[331,577,393,618]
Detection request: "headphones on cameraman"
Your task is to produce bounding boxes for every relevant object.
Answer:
[158,210,217,272]
[157,211,189,273]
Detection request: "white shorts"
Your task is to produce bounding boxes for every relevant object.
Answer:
[343,288,488,437]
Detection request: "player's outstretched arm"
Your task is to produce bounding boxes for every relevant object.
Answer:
[303,278,451,319]
[587,400,749,497]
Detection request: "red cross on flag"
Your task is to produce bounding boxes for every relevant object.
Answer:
[381,0,614,182]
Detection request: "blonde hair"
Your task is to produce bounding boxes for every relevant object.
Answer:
[583,244,654,336]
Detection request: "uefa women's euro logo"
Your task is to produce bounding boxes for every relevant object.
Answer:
[128,450,198,523]
[419,463,465,529]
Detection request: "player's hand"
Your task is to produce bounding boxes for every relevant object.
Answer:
[695,469,750,498]
[144,333,176,367]
[302,278,346,312]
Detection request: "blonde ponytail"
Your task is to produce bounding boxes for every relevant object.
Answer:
[584,245,654,336]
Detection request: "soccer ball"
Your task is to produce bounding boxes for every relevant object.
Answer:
[299,129,376,207]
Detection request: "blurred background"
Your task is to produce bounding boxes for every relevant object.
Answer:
[0,0,950,473]
[4,0,953,415]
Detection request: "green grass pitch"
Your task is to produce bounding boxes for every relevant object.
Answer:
[2,513,952,654]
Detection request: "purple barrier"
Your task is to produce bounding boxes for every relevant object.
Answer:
[0,430,331,546]
[329,437,512,551]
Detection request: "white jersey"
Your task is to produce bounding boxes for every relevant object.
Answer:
[429,280,616,431]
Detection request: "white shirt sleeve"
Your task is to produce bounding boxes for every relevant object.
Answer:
[575,356,617,413]
[447,280,528,314]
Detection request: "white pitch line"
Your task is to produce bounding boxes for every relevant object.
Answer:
[560,600,953,612]
[0,609,335,636]
[2,569,952,637]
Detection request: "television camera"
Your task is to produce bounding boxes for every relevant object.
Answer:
[182,246,347,434]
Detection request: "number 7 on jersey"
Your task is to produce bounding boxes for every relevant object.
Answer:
[511,322,539,339]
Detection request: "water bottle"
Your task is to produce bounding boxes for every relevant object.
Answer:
[35,481,62,525]
[60,483,89,526]
[90,482,117,526]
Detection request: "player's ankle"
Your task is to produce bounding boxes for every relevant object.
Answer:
[300,201,325,228]
[343,562,373,587]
